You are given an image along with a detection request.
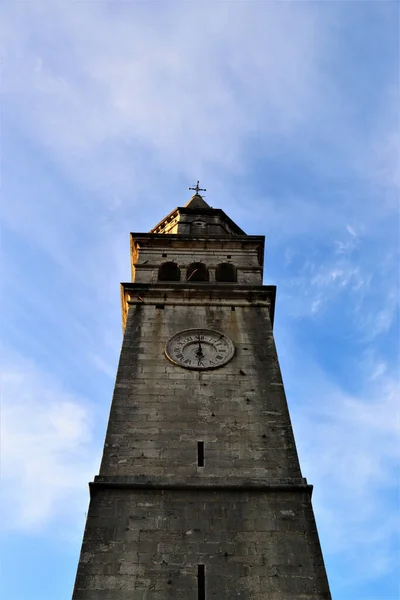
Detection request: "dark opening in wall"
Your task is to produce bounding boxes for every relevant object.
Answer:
[191,220,208,235]
[158,262,180,281]
[198,565,205,600]
[187,262,209,282]
[197,442,204,467]
[216,263,236,282]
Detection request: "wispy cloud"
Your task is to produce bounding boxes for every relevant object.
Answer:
[276,228,398,344]
[283,346,400,589]
[0,1,398,598]
[0,2,354,194]
[1,352,98,534]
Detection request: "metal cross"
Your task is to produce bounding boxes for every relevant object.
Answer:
[189,180,206,194]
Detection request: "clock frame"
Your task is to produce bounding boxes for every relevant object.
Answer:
[165,328,235,370]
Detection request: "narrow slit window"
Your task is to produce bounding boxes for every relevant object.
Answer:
[198,564,205,600]
[197,442,204,467]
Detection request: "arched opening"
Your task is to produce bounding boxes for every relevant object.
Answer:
[215,263,236,282]
[158,262,180,282]
[187,262,209,282]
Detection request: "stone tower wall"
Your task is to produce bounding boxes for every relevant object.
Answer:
[72,198,331,599]
[99,302,302,482]
[73,487,330,600]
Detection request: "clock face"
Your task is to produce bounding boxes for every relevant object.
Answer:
[165,328,235,370]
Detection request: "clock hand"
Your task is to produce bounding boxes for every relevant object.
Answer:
[195,335,204,361]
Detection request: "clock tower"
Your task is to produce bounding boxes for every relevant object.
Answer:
[72,187,331,599]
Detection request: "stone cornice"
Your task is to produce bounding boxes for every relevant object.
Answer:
[130,233,265,264]
[120,283,277,331]
[90,475,312,497]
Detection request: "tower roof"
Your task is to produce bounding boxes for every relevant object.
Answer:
[149,183,246,235]
[184,193,211,210]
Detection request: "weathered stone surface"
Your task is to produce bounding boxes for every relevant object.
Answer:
[73,489,330,600]
[99,303,301,481]
[72,201,331,599]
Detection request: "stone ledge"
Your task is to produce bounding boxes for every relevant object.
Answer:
[120,283,277,330]
[90,475,312,496]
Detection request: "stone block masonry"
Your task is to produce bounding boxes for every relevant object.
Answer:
[72,196,331,599]
[73,488,330,600]
[99,303,302,482]
[73,299,331,599]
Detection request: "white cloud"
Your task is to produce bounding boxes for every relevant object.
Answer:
[281,256,372,320]
[359,83,400,195]
[286,352,400,585]
[0,352,98,534]
[346,225,357,237]
[354,288,399,342]
[334,225,359,254]
[369,361,388,381]
[1,2,398,291]
[277,239,398,345]
[0,4,398,597]
[0,1,336,195]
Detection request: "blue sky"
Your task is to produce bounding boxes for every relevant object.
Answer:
[1,2,399,599]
